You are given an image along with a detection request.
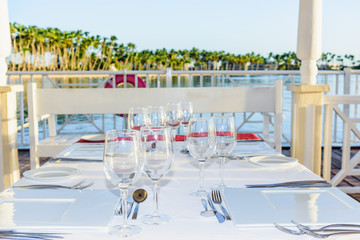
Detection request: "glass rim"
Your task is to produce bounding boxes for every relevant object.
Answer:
[140,126,172,132]
[106,129,140,136]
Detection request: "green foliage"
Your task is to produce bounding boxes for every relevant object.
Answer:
[7,23,357,71]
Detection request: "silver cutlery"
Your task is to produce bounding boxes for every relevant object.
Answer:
[13,180,93,190]
[274,222,360,237]
[116,197,134,216]
[273,222,345,235]
[298,225,360,238]
[274,222,304,235]
[229,154,278,160]
[49,158,100,163]
[211,190,231,220]
[246,180,329,188]
[207,193,225,223]
[127,197,134,218]
[132,189,147,220]
[0,230,64,240]
[227,154,256,160]
[292,220,360,232]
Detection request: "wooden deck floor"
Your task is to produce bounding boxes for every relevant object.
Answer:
[18,148,360,202]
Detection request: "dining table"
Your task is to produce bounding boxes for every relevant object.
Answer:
[2,139,360,240]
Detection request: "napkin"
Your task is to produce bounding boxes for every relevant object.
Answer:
[175,133,262,141]
[237,133,262,141]
[76,139,105,143]
[175,135,186,141]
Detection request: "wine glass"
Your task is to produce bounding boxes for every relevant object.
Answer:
[140,126,174,225]
[103,129,143,237]
[187,118,216,197]
[147,105,166,128]
[212,116,237,190]
[128,107,148,131]
[165,102,183,139]
[180,101,193,153]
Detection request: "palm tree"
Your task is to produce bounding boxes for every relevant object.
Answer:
[9,22,356,72]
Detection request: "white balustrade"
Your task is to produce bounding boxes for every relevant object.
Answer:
[5,69,360,150]
[322,95,360,193]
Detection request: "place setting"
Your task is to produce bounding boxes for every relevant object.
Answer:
[102,125,175,237]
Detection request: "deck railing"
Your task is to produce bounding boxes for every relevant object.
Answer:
[6,69,360,148]
[319,94,360,193]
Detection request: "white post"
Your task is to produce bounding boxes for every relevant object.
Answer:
[0,0,11,190]
[165,68,172,88]
[297,0,322,84]
[287,0,328,175]
[0,0,23,190]
[304,104,315,171]
[0,0,11,86]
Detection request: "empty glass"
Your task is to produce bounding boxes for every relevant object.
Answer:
[128,107,148,131]
[140,127,174,224]
[147,106,166,128]
[103,129,143,237]
[187,118,216,197]
[180,101,193,153]
[212,116,237,189]
[166,102,183,139]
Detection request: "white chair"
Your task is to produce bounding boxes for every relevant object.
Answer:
[27,81,283,168]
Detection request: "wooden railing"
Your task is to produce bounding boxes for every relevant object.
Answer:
[322,95,360,193]
[6,69,360,149]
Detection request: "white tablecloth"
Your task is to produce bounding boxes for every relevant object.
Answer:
[2,142,356,240]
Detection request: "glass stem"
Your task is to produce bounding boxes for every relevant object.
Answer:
[171,128,176,141]
[120,188,129,227]
[219,156,225,187]
[153,180,159,217]
[198,160,205,192]
[183,125,188,150]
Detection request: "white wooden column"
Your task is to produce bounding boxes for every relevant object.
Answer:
[288,0,329,176]
[297,0,322,85]
[0,0,23,190]
[0,0,11,86]
[0,85,23,190]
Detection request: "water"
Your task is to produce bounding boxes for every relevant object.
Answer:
[18,73,351,147]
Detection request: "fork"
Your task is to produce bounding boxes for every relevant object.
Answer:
[13,180,93,190]
[274,222,360,236]
[211,190,231,220]
[292,220,360,232]
[298,225,360,238]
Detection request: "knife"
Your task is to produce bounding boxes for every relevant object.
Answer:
[49,158,101,163]
[207,194,225,223]
[246,180,330,188]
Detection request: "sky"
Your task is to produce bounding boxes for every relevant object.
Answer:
[7,0,360,57]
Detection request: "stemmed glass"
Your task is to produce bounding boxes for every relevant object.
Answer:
[187,118,216,197]
[103,129,143,237]
[212,116,237,190]
[180,101,193,153]
[165,102,183,139]
[140,127,174,225]
[128,107,148,131]
[147,106,166,128]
